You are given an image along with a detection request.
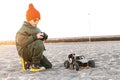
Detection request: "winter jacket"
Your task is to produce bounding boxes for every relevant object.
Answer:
[15,21,42,56]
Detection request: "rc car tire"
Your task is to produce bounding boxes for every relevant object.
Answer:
[74,61,80,71]
[88,60,95,68]
[64,60,70,69]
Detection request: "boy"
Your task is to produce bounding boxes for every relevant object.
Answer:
[15,3,52,72]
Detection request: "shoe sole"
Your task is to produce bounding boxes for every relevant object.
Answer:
[30,67,46,72]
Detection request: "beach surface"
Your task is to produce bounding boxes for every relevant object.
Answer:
[0,41,120,80]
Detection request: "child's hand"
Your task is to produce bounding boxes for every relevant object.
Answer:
[36,32,44,39]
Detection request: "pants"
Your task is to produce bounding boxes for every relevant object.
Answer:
[20,40,52,69]
[40,55,52,69]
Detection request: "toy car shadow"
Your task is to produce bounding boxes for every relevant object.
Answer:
[64,54,95,71]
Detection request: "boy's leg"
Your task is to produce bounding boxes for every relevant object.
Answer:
[40,55,52,69]
[28,40,45,65]
[23,40,48,72]
[20,47,31,71]
[19,40,46,72]
[22,40,46,72]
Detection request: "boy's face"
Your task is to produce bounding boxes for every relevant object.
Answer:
[28,18,40,27]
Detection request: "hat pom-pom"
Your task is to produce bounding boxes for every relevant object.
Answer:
[29,3,34,9]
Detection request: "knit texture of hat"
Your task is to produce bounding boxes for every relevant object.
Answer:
[26,3,40,21]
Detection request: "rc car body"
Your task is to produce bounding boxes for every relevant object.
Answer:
[64,54,95,71]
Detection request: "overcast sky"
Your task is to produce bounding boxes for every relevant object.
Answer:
[0,0,120,41]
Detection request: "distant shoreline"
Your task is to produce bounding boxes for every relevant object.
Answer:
[0,35,120,45]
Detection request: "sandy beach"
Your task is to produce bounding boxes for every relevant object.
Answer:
[0,41,120,80]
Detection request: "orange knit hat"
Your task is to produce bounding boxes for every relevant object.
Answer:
[26,3,40,21]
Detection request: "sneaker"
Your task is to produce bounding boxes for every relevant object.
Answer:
[30,64,46,72]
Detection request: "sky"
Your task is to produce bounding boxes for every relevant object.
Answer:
[0,0,120,41]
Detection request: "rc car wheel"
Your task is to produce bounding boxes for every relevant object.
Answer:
[74,61,80,71]
[64,60,70,69]
[88,60,95,68]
